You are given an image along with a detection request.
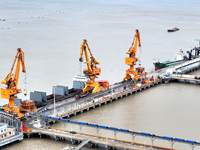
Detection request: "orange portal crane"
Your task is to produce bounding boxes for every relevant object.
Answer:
[79,39,102,94]
[124,29,148,86]
[1,48,36,118]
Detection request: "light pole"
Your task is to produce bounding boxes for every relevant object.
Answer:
[153,59,156,81]
[52,86,56,116]
[112,71,113,97]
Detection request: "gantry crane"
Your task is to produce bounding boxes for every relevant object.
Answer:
[1,48,36,118]
[124,29,148,87]
[79,39,105,94]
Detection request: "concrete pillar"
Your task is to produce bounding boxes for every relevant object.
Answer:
[150,137,155,146]
[79,124,83,133]
[113,130,118,139]
[191,144,195,150]
[96,128,100,136]
[170,140,175,149]
[132,134,136,143]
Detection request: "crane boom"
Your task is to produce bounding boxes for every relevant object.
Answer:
[2,49,26,87]
[80,40,92,73]
[126,29,141,55]
[79,39,101,94]
[1,48,27,118]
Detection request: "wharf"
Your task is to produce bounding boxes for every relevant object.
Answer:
[2,48,200,150]
[37,56,200,119]
[38,79,163,119]
[26,56,200,150]
[169,75,200,85]
[23,115,200,150]
[57,79,163,118]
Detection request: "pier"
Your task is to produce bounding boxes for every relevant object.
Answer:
[170,75,200,85]
[22,114,200,150]
[1,48,200,149]
[18,57,200,150]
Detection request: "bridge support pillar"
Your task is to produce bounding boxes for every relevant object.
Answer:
[150,136,155,147]
[190,144,195,150]
[96,128,100,137]
[113,130,118,139]
[132,134,136,143]
[170,140,175,149]
[79,124,83,133]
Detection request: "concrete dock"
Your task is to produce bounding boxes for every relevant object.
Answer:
[1,52,200,149]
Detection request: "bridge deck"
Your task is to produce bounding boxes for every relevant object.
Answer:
[24,128,174,150]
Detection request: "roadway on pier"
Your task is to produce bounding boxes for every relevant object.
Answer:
[28,127,171,150]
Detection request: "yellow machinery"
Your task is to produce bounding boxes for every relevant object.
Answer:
[124,29,149,87]
[1,48,36,118]
[79,39,102,94]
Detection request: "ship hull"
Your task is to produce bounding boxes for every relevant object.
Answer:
[154,60,183,70]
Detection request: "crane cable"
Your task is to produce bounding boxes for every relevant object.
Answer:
[23,72,27,96]
[138,47,142,66]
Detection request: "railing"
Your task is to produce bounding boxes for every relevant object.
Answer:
[28,113,200,150]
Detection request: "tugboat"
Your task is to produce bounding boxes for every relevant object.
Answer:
[167,27,180,32]
[154,49,188,70]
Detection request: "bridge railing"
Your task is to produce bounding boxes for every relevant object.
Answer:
[28,113,199,150]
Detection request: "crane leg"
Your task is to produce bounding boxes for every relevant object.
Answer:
[83,82,101,94]
[83,86,93,93]
[133,81,138,88]
[145,78,150,83]
[92,85,101,94]
[124,74,131,81]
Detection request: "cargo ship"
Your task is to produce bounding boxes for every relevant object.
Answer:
[154,49,188,70]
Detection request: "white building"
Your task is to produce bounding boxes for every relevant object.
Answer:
[0,123,14,140]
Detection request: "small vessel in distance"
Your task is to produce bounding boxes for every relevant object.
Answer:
[167,27,180,32]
